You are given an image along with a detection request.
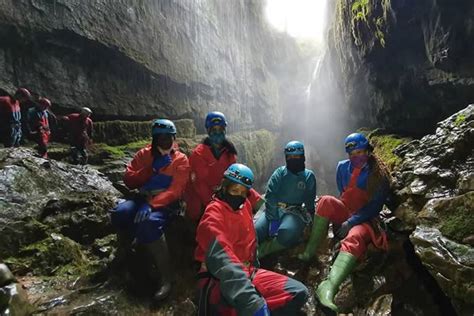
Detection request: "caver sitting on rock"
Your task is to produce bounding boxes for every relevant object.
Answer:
[184,111,264,222]
[254,141,317,258]
[195,163,309,316]
[298,132,391,315]
[110,119,190,303]
[184,111,238,222]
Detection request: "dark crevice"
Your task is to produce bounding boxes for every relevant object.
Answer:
[402,239,458,316]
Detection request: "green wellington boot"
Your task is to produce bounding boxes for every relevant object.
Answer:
[315,251,358,315]
[297,215,329,262]
[258,238,287,258]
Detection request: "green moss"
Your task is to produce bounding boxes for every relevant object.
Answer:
[357,129,411,170]
[94,119,196,146]
[96,144,126,159]
[439,206,474,243]
[352,0,369,17]
[374,17,386,47]
[117,140,150,153]
[90,140,150,160]
[368,133,411,170]
[348,0,390,49]
[454,114,466,127]
[6,234,93,277]
[94,120,151,145]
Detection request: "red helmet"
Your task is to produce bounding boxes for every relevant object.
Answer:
[15,88,31,98]
[38,97,52,108]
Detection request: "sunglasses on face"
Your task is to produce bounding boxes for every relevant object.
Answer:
[153,123,174,130]
[345,141,357,150]
[211,117,223,124]
[227,170,253,186]
[285,147,304,153]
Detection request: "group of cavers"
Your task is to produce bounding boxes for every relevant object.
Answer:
[2,88,392,314]
[109,111,392,316]
[0,87,93,164]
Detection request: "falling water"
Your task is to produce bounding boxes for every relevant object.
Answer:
[265,0,348,194]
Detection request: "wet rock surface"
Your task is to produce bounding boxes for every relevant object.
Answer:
[0,148,119,258]
[316,0,474,136]
[0,125,280,314]
[2,110,471,314]
[392,105,474,314]
[0,263,33,315]
[0,0,303,131]
[0,147,121,314]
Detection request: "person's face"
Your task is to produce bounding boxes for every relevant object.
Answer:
[208,125,225,134]
[15,94,29,103]
[226,182,248,198]
[155,133,174,150]
[349,149,368,157]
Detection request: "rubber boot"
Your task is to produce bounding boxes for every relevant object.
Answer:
[112,230,133,271]
[144,235,173,302]
[258,237,286,258]
[297,215,329,262]
[315,251,357,315]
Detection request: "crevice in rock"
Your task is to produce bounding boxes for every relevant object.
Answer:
[402,239,458,316]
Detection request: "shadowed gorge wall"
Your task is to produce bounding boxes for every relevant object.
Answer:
[313,0,474,136]
[0,0,302,132]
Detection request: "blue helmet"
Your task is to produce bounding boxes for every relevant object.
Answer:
[284,141,305,156]
[223,163,254,189]
[344,133,369,153]
[205,111,227,129]
[152,119,177,136]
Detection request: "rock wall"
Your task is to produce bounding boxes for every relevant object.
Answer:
[315,0,474,136]
[392,104,474,314]
[0,0,300,132]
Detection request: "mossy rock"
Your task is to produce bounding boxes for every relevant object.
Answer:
[340,0,392,51]
[370,134,411,170]
[6,233,91,277]
[228,129,278,188]
[429,192,474,243]
[411,226,474,307]
[176,137,201,157]
[358,129,411,171]
[39,191,117,245]
[94,119,196,146]
[454,113,467,127]
[0,217,49,260]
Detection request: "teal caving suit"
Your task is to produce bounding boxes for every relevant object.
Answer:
[255,166,316,248]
